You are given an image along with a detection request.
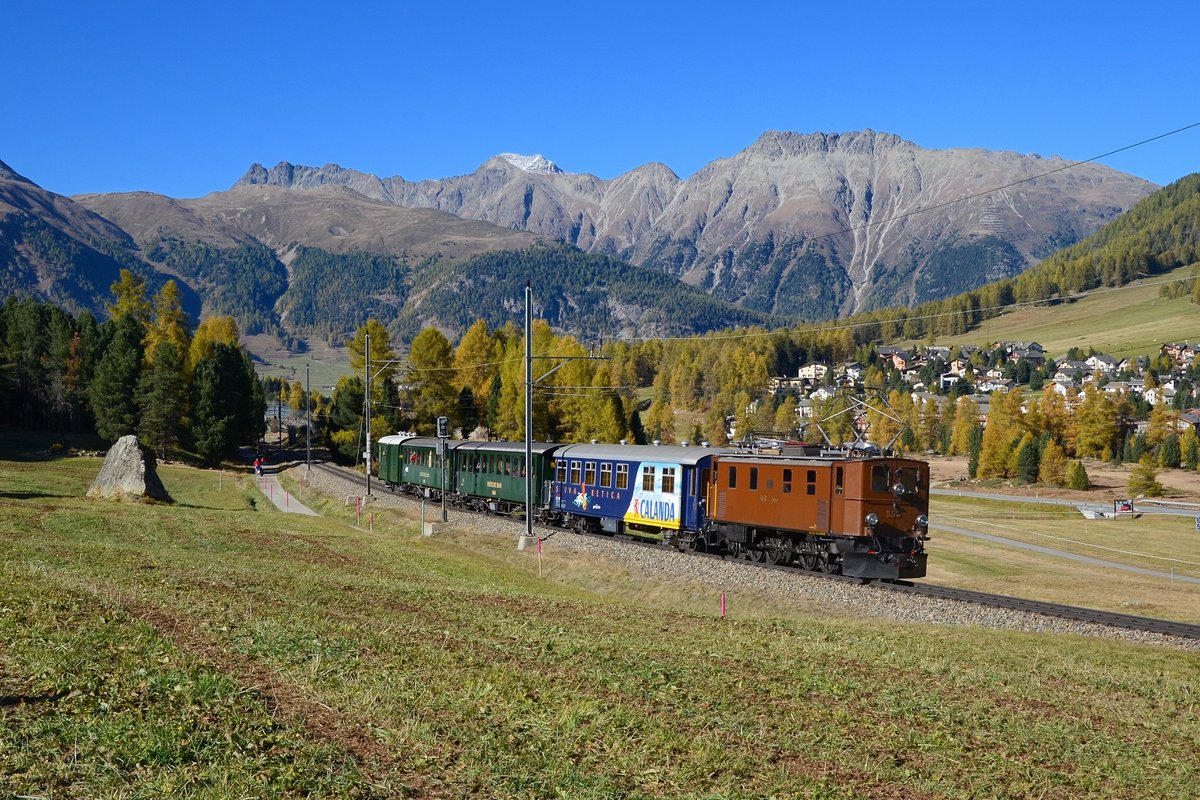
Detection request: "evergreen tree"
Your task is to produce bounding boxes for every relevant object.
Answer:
[89,315,144,441]
[1066,460,1090,490]
[136,341,188,459]
[326,376,366,464]
[966,424,984,478]
[1158,433,1181,469]
[191,342,264,464]
[458,387,479,435]
[1183,429,1200,470]
[1015,434,1040,483]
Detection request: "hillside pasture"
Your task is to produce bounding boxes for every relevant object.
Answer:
[1,445,1197,798]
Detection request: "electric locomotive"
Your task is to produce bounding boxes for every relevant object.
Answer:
[691,450,929,579]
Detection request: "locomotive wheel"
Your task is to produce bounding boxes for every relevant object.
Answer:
[688,537,707,553]
[798,553,818,571]
[726,542,744,559]
[819,554,840,574]
[749,547,767,563]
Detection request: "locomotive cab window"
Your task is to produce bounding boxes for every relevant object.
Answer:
[642,466,657,491]
[600,463,612,488]
[616,464,629,490]
[896,466,919,494]
[782,468,792,494]
[584,462,597,485]
[835,466,843,495]
[806,469,817,496]
[728,466,737,488]
[749,467,758,491]
[871,464,889,492]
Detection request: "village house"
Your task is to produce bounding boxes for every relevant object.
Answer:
[1085,354,1118,373]
[797,363,829,381]
[1161,342,1198,365]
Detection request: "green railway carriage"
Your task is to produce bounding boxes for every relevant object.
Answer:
[377,435,461,496]
[454,441,559,514]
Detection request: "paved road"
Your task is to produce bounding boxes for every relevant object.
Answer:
[254,470,318,515]
[932,488,1200,518]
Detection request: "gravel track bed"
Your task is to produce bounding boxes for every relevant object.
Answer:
[294,465,1199,651]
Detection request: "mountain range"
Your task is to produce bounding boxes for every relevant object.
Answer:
[1,131,1159,348]
[233,130,1155,317]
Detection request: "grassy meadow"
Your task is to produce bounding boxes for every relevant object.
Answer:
[927,495,1200,623]
[2,442,1199,798]
[925,264,1200,358]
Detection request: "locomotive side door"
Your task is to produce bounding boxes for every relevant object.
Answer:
[796,464,834,534]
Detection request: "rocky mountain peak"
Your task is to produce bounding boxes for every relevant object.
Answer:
[0,158,35,185]
[498,153,562,174]
[749,129,909,159]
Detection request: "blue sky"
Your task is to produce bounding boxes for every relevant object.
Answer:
[4,1,1198,198]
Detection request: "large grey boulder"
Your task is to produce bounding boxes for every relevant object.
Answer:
[86,435,171,502]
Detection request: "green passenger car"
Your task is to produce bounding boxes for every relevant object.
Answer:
[453,441,559,514]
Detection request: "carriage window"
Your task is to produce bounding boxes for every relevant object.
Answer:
[806,469,817,496]
[519,456,526,478]
[600,463,612,487]
[728,466,737,488]
[835,466,843,495]
[782,468,792,494]
[749,467,758,490]
[662,467,676,494]
[584,462,597,485]
[616,464,629,489]
[642,466,657,491]
[570,461,581,484]
[871,464,889,492]
[556,460,567,482]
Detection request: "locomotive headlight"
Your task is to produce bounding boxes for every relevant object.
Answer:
[865,512,879,528]
[893,482,907,496]
[916,514,929,528]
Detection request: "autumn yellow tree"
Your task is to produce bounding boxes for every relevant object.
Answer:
[948,396,981,456]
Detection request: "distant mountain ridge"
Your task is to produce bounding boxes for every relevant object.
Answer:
[236,130,1156,318]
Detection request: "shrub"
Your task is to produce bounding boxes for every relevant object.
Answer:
[1127,455,1164,497]
[1066,460,1090,490]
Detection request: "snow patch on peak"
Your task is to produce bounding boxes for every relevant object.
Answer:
[499,153,562,174]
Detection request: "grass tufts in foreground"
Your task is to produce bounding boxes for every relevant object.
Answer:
[1,446,1198,798]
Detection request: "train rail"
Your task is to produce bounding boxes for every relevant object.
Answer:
[304,461,1200,642]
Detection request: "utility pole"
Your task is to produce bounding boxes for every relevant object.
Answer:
[365,332,372,497]
[305,362,311,471]
[521,281,534,549]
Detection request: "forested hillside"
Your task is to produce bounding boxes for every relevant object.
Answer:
[394,244,781,341]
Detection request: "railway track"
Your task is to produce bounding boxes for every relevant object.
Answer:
[305,461,1200,642]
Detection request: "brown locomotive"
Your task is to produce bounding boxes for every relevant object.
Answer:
[687,451,929,580]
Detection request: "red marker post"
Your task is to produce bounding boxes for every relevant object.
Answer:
[720,592,726,618]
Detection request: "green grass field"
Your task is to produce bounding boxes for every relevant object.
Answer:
[927,265,1200,358]
[2,442,1198,798]
[928,495,1200,622]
